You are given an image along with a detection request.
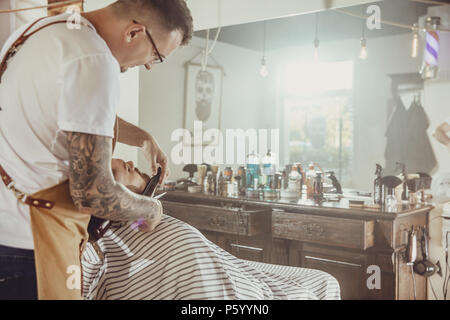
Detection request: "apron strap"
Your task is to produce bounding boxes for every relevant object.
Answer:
[0,165,55,209]
[0,16,96,207]
[0,17,94,83]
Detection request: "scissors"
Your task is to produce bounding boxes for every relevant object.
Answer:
[142,167,167,200]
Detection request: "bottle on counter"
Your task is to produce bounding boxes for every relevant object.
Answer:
[306,162,316,200]
[197,164,207,191]
[385,192,397,212]
[261,150,276,189]
[294,162,305,197]
[374,164,384,205]
[228,177,238,197]
[237,166,246,195]
[224,166,233,182]
[246,151,260,191]
[313,172,324,203]
[396,162,409,202]
[273,172,282,190]
[380,175,402,212]
[204,172,213,194]
[210,165,219,195]
[217,172,227,197]
[281,169,288,190]
[288,165,301,194]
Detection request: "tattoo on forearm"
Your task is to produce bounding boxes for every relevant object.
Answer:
[66,132,161,222]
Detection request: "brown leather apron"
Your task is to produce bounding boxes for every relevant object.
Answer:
[0,17,118,300]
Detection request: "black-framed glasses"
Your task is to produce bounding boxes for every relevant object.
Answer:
[133,20,165,65]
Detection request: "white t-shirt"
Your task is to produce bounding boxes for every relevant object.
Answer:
[0,13,121,250]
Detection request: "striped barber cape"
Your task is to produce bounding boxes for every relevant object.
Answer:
[82,214,341,300]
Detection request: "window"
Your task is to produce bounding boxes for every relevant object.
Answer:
[281,60,354,185]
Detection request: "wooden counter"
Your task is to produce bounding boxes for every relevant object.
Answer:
[159,190,433,300]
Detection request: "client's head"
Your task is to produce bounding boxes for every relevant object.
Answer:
[111,158,150,194]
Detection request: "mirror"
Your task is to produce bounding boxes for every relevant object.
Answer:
[188,0,444,192]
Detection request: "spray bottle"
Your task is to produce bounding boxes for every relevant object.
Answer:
[374,164,384,205]
[396,162,409,202]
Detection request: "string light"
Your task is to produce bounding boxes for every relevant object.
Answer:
[359,38,368,60]
[412,23,419,58]
[260,20,268,78]
[260,57,269,78]
[359,18,367,60]
[313,13,320,62]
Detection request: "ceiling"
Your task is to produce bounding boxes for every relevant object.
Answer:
[194,0,446,52]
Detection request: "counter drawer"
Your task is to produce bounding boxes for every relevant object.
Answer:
[272,211,375,250]
[162,201,271,236]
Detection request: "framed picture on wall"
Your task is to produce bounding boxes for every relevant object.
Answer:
[183,62,224,146]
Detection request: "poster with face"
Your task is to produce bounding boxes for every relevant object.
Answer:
[195,70,215,122]
[184,63,223,142]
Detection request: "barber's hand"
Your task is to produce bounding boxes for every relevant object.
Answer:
[132,199,163,233]
[142,136,169,185]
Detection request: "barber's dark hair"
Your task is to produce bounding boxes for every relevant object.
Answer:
[113,0,193,46]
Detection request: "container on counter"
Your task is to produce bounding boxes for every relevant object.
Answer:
[237,166,247,195]
[261,150,276,189]
[246,151,260,191]
[163,180,176,191]
[224,167,233,182]
[306,163,316,200]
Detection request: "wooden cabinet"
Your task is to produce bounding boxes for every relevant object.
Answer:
[299,243,368,300]
[161,193,432,300]
[162,201,271,236]
[272,210,375,250]
[162,201,272,263]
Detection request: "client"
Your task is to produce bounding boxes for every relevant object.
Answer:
[81,159,341,300]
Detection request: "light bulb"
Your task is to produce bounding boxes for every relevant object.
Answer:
[314,38,320,62]
[359,38,367,60]
[260,65,268,78]
[359,46,367,60]
[411,24,419,58]
[260,57,268,78]
[411,33,419,58]
[314,47,319,62]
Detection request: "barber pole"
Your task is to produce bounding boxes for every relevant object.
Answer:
[421,17,441,80]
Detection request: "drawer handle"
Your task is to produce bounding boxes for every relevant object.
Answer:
[304,256,362,268]
[230,243,263,252]
[300,223,324,238]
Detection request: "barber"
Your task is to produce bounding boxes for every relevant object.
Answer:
[0,0,193,299]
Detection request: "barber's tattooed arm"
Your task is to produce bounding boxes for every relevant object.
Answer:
[66,131,162,223]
